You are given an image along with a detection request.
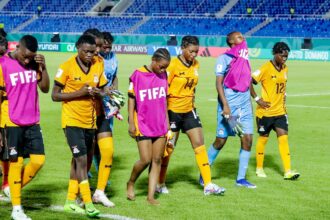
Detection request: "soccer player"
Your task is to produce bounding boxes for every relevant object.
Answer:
[52,35,107,217]
[250,42,300,180]
[83,29,117,207]
[126,48,171,205]
[0,35,49,220]
[157,36,225,195]
[0,33,10,198]
[203,31,256,188]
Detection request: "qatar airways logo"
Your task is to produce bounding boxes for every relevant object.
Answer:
[139,87,166,102]
[9,70,37,86]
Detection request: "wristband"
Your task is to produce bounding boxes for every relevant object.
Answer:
[254,96,260,102]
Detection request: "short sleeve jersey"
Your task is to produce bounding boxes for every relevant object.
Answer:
[54,55,107,129]
[167,56,199,113]
[252,61,288,118]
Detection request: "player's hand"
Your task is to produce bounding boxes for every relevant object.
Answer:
[222,105,231,119]
[78,84,90,97]
[227,116,244,137]
[89,87,100,96]
[128,123,136,138]
[257,98,271,109]
[34,54,46,71]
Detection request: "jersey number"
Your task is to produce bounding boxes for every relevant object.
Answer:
[276,83,285,94]
[184,78,195,90]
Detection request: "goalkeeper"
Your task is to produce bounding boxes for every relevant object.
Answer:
[201,32,256,188]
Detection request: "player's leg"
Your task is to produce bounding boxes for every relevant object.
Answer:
[255,117,271,178]
[7,127,31,220]
[207,103,233,166]
[65,127,99,217]
[1,160,10,197]
[147,137,166,205]
[21,125,46,187]
[127,138,152,200]
[93,124,115,207]
[275,115,300,180]
[235,102,256,188]
[202,104,231,187]
[157,110,181,193]
[1,128,10,198]
[186,127,225,195]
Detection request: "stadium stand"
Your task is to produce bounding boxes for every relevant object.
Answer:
[1,0,330,37]
[0,14,32,32]
[134,16,264,35]
[21,15,143,33]
[3,0,99,12]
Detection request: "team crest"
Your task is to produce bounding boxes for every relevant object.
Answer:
[94,75,99,83]
[170,123,177,129]
[72,145,80,154]
[9,147,17,156]
[194,69,199,76]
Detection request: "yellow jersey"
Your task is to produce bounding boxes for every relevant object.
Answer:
[252,61,288,118]
[167,56,199,113]
[54,55,107,129]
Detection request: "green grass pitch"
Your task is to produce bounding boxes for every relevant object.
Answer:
[0,52,330,219]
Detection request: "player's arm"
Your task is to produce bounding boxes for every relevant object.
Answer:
[110,76,118,90]
[127,93,136,138]
[215,55,231,118]
[51,82,91,102]
[35,54,50,93]
[251,68,270,108]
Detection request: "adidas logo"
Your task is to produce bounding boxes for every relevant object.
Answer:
[259,126,265,132]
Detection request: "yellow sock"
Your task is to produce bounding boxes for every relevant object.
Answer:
[194,145,211,186]
[9,157,24,206]
[97,137,114,191]
[278,135,291,172]
[22,154,45,187]
[79,180,92,203]
[256,136,268,169]
[67,179,79,201]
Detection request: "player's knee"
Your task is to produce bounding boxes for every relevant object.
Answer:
[152,156,162,165]
[140,158,151,167]
[214,138,226,150]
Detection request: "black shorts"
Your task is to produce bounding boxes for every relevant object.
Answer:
[96,115,112,134]
[256,115,288,135]
[135,136,164,143]
[64,126,95,158]
[3,125,45,160]
[168,109,202,133]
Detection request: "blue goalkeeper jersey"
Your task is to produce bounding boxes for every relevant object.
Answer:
[215,54,250,107]
[103,51,118,86]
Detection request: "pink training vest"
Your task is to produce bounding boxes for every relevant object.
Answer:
[130,69,168,137]
[223,40,252,92]
[1,55,40,126]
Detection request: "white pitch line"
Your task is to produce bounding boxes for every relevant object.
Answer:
[49,205,140,220]
[0,199,140,220]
